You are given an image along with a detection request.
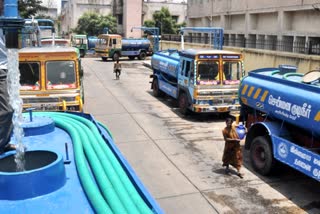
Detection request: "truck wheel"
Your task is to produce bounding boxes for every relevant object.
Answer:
[250,136,276,175]
[138,52,146,60]
[128,56,135,60]
[153,79,164,97]
[113,53,120,61]
[102,57,107,61]
[80,50,85,58]
[178,93,189,115]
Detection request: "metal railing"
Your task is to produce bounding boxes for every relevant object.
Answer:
[161,34,320,55]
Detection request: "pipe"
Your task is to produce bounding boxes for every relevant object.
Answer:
[60,112,153,214]
[53,114,133,213]
[49,116,112,214]
[34,112,154,214]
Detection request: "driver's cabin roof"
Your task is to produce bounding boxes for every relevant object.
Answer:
[19,46,78,54]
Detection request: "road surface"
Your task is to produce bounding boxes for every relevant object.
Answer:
[82,57,320,214]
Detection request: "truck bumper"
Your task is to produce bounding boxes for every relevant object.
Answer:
[192,104,241,113]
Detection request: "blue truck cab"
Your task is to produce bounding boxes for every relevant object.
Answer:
[151,48,245,115]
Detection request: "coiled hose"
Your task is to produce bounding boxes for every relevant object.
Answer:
[33,112,153,214]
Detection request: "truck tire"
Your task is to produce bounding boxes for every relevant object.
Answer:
[250,136,276,175]
[138,52,146,60]
[128,56,135,60]
[178,93,189,115]
[152,79,164,97]
[113,53,120,61]
[80,50,85,58]
[101,57,107,61]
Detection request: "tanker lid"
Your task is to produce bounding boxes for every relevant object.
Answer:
[279,64,297,75]
[302,70,320,84]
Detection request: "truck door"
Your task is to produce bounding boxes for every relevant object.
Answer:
[179,58,194,90]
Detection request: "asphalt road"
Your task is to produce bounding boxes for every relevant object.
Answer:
[82,57,320,214]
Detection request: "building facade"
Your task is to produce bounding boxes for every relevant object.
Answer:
[60,0,113,36]
[187,0,320,53]
[60,0,187,38]
[143,0,187,24]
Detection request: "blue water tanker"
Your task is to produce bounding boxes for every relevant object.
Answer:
[122,38,151,52]
[151,49,180,78]
[240,67,320,136]
[88,36,98,50]
[0,112,163,214]
[239,66,320,181]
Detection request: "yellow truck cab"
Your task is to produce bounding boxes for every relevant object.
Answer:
[19,46,84,111]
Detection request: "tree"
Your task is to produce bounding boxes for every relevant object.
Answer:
[18,0,48,18]
[72,12,117,36]
[144,20,155,28]
[143,7,183,34]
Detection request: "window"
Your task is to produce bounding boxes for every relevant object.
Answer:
[19,62,40,90]
[180,59,185,75]
[197,61,219,82]
[223,61,242,80]
[172,16,179,23]
[46,61,76,89]
[118,14,123,25]
[185,61,190,77]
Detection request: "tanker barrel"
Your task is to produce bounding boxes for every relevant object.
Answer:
[239,67,320,136]
[121,38,151,50]
[151,49,180,79]
[87,36,98,50]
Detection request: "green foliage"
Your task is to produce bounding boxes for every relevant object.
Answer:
[18,0,48,18]
[154,7,175,34]
[175,22,186,34]
[143,7,182,34]
[72,12,117,36]
[35,14,52,19]
[144,20,155,28]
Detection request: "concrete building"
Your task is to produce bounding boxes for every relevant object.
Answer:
[187,0,320,53]
[60,0,113,36]
[60,0,187,38]
[143,0,187,24]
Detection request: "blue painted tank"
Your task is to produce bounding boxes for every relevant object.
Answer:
[0,112,163,214]
[122,38,151,51]
[151,49,180,78]
[87,36,98,50]
[239,67,320,135]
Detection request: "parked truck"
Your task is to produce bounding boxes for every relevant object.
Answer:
[19,46,84,112]
[71,34,88,58]
[95,34,153,61]
[150,48,244,114]
[239,65,320,181]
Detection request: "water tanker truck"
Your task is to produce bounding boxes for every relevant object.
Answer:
[239,65,320,181]
[150,49,245,114]
[95,34,153,61]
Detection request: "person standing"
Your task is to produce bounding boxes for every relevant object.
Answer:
[222,117,244,178]
[0,29,15,154]
[113,59,122,80]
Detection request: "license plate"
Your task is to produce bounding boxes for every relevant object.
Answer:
[217,107,228,112]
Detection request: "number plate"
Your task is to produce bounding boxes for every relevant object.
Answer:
[217,107,228,112]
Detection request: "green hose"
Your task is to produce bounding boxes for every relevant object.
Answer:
[54,114,138,213]
[97,121,114,140]
[58,112,153,214]
[53,114,128,213]
[33,112,153,214]
[50,116,113,214]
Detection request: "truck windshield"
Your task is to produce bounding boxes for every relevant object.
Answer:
[222,61,242,84]
[46,61,77,90]
[19,62,40,90]
[73,38,87,45]
[197,61,219,85]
